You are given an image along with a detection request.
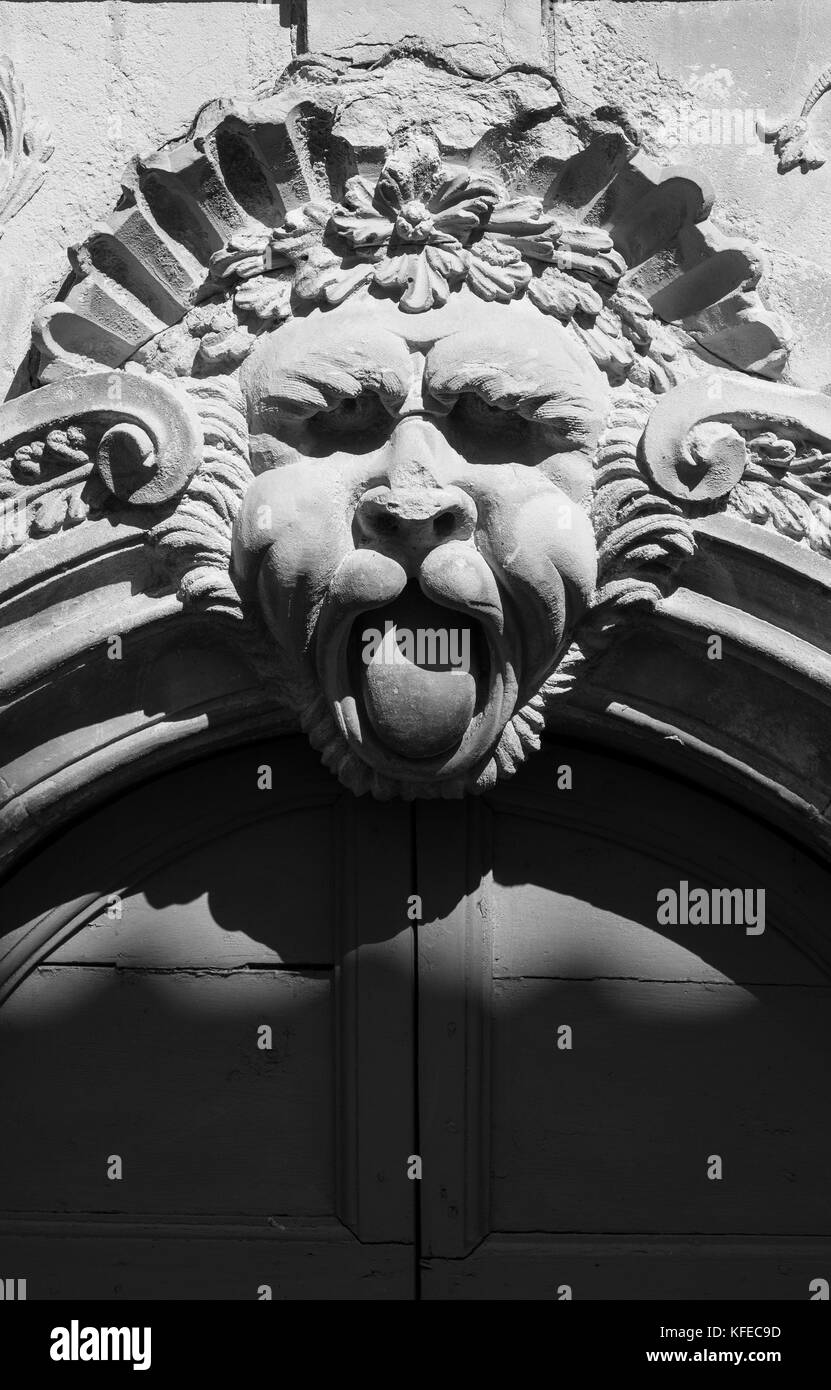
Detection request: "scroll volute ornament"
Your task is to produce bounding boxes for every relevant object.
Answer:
[0,371,204,545]
[641,376,831,507]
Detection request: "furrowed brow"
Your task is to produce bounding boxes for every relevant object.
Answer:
[251,319,413,422]
[423,325,608,448]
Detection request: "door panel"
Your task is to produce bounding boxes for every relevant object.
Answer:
[490,978,831,1233]
[419,1237,831,1301]
[0,736,416,1299]
[45,809,336,969]
[0,1220,408,1301]
[417,743,831,1299]
[2,965,334,1216]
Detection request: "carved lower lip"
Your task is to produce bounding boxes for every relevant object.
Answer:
[316,584,517,781]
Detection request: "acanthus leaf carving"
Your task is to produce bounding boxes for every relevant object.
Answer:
[0,56,53,234]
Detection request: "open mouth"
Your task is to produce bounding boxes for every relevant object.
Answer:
[315,550,520,782]
[348,582,490,759]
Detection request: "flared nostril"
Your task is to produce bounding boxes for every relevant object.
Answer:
[373,512,399,536]
[432,511,456,539]
[355,486,477,555]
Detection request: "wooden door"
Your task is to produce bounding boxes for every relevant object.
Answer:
[0,737,416,1299]
[3,734,830,1300]
[415,742,831,1299]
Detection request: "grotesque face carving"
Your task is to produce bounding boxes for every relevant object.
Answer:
[233,291,609,796]
[9,46,788,809]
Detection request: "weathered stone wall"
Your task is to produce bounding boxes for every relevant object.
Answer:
[0,2,298,396]
[553,1,831,388]
[1,0,830,394]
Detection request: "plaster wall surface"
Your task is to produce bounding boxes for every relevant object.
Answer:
[553,0,831,387]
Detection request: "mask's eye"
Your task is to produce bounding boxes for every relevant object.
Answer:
[450,393,527,438]
[311,393,388,436]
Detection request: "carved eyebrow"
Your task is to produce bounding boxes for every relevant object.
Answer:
[246,318,413,423]
[423,324,608,449]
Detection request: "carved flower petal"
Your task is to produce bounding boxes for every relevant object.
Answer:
[492,229,559,262]
[425,244,467,282]
[432,207,487,240]
[374,163,414,217]
[323,262,376,306]
[559,227,616,254]
[377,247,456,313]
[402,254,449,312]
[422,227,464,251]
[488,197,558,234]
[429,168,502,212]
[428,169,471,209]
[373,246,461,309]
[331,207,394,250]
[596,307,623,338]
[466,245,530,302]
[374,251,412,296]
[555,245,626,285]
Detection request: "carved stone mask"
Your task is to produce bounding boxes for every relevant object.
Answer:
[233,293,607,794]
[4,46,797,807]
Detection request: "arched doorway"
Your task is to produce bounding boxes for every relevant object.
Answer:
[1,735,830,1299]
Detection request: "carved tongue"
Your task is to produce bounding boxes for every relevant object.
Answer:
[357,587,478,759]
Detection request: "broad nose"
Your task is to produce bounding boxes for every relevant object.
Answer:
[354,485,476,562]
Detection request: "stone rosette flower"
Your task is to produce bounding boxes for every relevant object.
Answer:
[210,143,628,323]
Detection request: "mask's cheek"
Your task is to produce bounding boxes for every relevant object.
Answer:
[248,430,301,473]
[481,491,597,692]
[249,423,390,473]
[535,449,596,509]
[233,462,355,660]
